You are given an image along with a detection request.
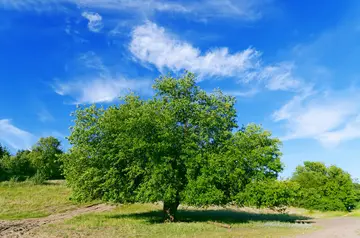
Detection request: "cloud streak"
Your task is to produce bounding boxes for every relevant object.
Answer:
[0,119,37,150]
[0,0,271,21]
[54,52,152,104]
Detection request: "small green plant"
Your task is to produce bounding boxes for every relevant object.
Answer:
[30,172,47,185]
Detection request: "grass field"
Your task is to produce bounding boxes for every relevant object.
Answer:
[0,181,324,237]
[0,180,95,220]
[28,203,315,238]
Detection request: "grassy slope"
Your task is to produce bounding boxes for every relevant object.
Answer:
[0,180,81,220]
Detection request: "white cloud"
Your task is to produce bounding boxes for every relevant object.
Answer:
[261,63,301,91]
[55,77,151,104]
[223,88,259,97]
[130,22,260,78]
[54,52,152,104]
[0,119,36,150]
[273,89,360,146]
[82,11,103,33]
[130,22,300,92]
[317,116,360,147]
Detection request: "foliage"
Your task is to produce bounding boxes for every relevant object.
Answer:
[235,180,300,213]
[0,144,11,181]
[0,145,10,181]
[291,161,358,211]
[63,72,283,221]
[0,138,64,182]
[1,150,35,181]
[29,171,47,185]
[29,137,64,179]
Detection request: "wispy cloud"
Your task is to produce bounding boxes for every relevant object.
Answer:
[76,0,268,21]
[0,0,272,21]
[130,22,260,79]
[0,119,37,150]
[223,88,259,97]
[81,11,103,33]
[0,0,66,11]
[55,77,151,104]
[130,21,300,92]
[54,52,152,104]
[37,108,54,123]
[273,88,360,147]
[245,63,301,91]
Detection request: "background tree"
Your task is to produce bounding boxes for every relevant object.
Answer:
[235,179,300,213]
[1,150,35,181]
[63,72,284,221]
[291,161,357,211]
[0,144,11,181]
[30,137,63,180]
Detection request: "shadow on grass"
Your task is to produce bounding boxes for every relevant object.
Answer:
[108,209,312,224]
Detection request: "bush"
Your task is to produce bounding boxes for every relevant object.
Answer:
[1,150,35,181]
[291,161,357,211]
[235,180,300,213]
[0,138,64,182]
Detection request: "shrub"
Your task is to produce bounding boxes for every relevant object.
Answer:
[29,171,47,185]
[235,179,300,213]
[291,161,357,211]
[1,150,35,181]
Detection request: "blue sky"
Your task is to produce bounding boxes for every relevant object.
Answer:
[1,0,360,179]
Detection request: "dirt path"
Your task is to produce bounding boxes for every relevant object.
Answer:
[296,217,360,238]
[0,204,114,238]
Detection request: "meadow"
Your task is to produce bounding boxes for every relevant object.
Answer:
[0,181,320,238]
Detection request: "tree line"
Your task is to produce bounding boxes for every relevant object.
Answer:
[1,72,359,221]
[0,137,63,183]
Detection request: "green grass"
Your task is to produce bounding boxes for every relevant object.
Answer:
[0,180,88,220]
[287,207,349,218]
[29,204,315,238]
[1,181,339,237]
[288,207,360,218]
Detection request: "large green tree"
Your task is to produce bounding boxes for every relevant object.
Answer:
[63,73,283,221]
[292,161,357,211]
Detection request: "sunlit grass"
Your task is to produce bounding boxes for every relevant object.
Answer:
[29,203,315,238]
[0,180,87,220]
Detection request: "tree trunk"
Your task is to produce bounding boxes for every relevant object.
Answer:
[163,200,180,222]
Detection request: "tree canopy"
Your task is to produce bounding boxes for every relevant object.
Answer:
[63,72,283,221]
[30,136,63,179]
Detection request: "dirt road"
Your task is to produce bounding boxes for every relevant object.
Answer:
[296,217,360,238]
[0,204,114,238]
